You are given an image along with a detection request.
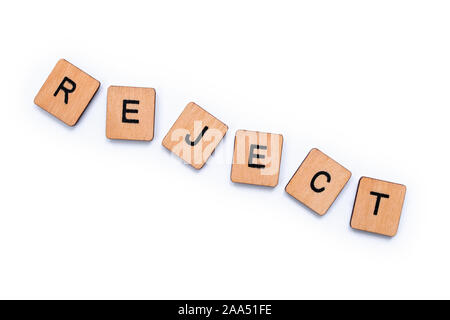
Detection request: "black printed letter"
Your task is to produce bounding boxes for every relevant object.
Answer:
[185,126,209,146]
[370,191,390,216]
[248,144,267,169]
[310,171,331,193]
[122,100,140,124]
[54,77,76,104]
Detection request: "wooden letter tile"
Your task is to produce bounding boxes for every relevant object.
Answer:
[106,86,156,141]
[162,102,228,169]
[230,130,283,187]
[285,148,351,215]
[34,59,100,126]
[350,177,406,237]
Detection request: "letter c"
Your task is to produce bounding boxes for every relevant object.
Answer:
[310,171,331,193]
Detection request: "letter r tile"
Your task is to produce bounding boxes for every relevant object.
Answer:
[162,102,228,169]
[106,86,156,141]
[34,59,100,126]
[351,177,406,237]
[285,148,351,215]
[231,130,283,187]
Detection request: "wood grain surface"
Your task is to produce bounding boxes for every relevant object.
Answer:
[285,148,351,215]
[162,102,228,169]
[34,59,100,126]
[350,177,406,237]
[106,86,156,141]
[230,130,283,187]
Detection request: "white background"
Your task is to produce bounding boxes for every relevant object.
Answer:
[1,0,449,299]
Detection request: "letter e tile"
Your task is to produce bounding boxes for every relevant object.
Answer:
[106,86,156,141]
[231,130,283,187]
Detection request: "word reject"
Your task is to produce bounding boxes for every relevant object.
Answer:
[34,58,407,237]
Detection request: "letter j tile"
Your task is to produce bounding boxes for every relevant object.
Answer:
[162,102,228,169]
